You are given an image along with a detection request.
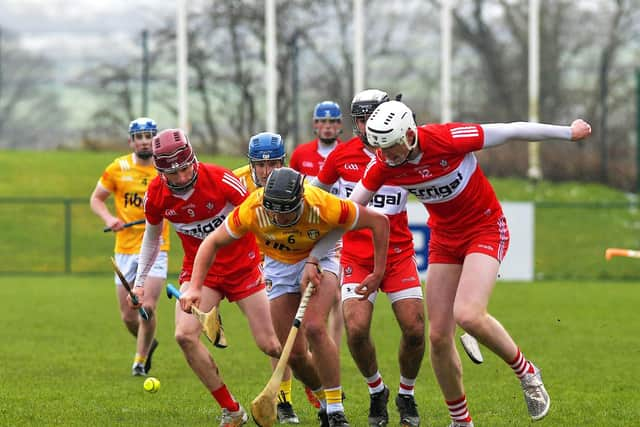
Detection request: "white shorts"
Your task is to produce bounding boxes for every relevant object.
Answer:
[113,251,168,286]
[341,284,423,305]
[263,249,340,301]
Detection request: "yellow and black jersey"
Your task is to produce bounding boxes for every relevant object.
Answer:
[99,153,170,254]
[225,184,358,264]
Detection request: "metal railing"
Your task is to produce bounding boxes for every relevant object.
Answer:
[0,197,83,273]
[1,197,640,280]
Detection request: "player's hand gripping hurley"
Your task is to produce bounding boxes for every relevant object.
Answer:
[251,282,316,427]
[110,256,150,320]
[166,284,227,348]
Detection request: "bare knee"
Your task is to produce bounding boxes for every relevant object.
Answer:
[453,303,484,333]
[304,318,326,342]
[174,329,199,351]
[402,325,425,349]
[345,321,369,348]
[428,326,453,353]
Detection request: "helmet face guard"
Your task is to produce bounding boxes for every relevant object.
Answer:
[313,101,342,121]
[262,168,304,227]
[162,163,199,194]
[152,129,199,194]
[366,100,418,167]
[129,117,158,159]
[350,89,390,145]
[313,101,342,144]
[248,132,286,186]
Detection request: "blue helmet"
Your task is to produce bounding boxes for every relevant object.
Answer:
[313,101,342,121]
[248,132,285,161]
[248,132,286,186]
[128,117,158,135]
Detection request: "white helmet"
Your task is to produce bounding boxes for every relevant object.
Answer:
[365,100,417,151]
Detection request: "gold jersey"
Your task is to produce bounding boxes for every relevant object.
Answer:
[99,154,170,254]
[232,164,260,194]
[226,184,358,264]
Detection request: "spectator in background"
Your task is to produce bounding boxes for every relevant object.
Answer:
[290,101,344,196]
[131,128,282,427]
[89,117,169,377]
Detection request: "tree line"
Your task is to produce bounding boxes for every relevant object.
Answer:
[0,0,637,190]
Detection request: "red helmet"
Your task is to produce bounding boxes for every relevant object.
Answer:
[152,129,198,193]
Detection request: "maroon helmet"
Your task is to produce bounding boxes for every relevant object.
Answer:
[152,129,198,193]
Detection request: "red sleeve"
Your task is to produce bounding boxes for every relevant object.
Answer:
[423,123,484,155]
[143,177,165,225]
[317,148,339,186]
[219,168,250,206]
[289,148,301,171]
[360,158,385,192]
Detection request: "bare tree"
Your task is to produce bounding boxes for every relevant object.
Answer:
[63,0,638,190]
[0,30,67,148]
[594,0,629,183]
[436,0,637,188]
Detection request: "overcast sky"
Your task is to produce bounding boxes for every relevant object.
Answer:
[0,0,174,63]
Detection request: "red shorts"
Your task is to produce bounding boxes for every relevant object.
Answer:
[428,216,510,264]
[341,255,421,294]
[179,265,264,302]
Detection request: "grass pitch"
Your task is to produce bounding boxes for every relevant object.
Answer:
[0,275,637,426]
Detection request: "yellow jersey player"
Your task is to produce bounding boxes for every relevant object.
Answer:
[234,132,312,424]
[181,168,390,427]
[90,117,170,377]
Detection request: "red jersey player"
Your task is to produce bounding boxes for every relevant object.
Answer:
[314,89,425,427]
[131,129,281,427]
[289,100,344,195]
[353,100,592,426]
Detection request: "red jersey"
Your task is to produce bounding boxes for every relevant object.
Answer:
[144,162,260,275]
[318,137,414,267]
[289,138,342,195]
[361,123,503,233]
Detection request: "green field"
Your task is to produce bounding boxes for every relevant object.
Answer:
[0,151,246,274]
[1,150,639,425]
[1,275,638,426]
[3,151,640,279]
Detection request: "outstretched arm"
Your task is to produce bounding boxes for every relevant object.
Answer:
[482,119,591,148]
